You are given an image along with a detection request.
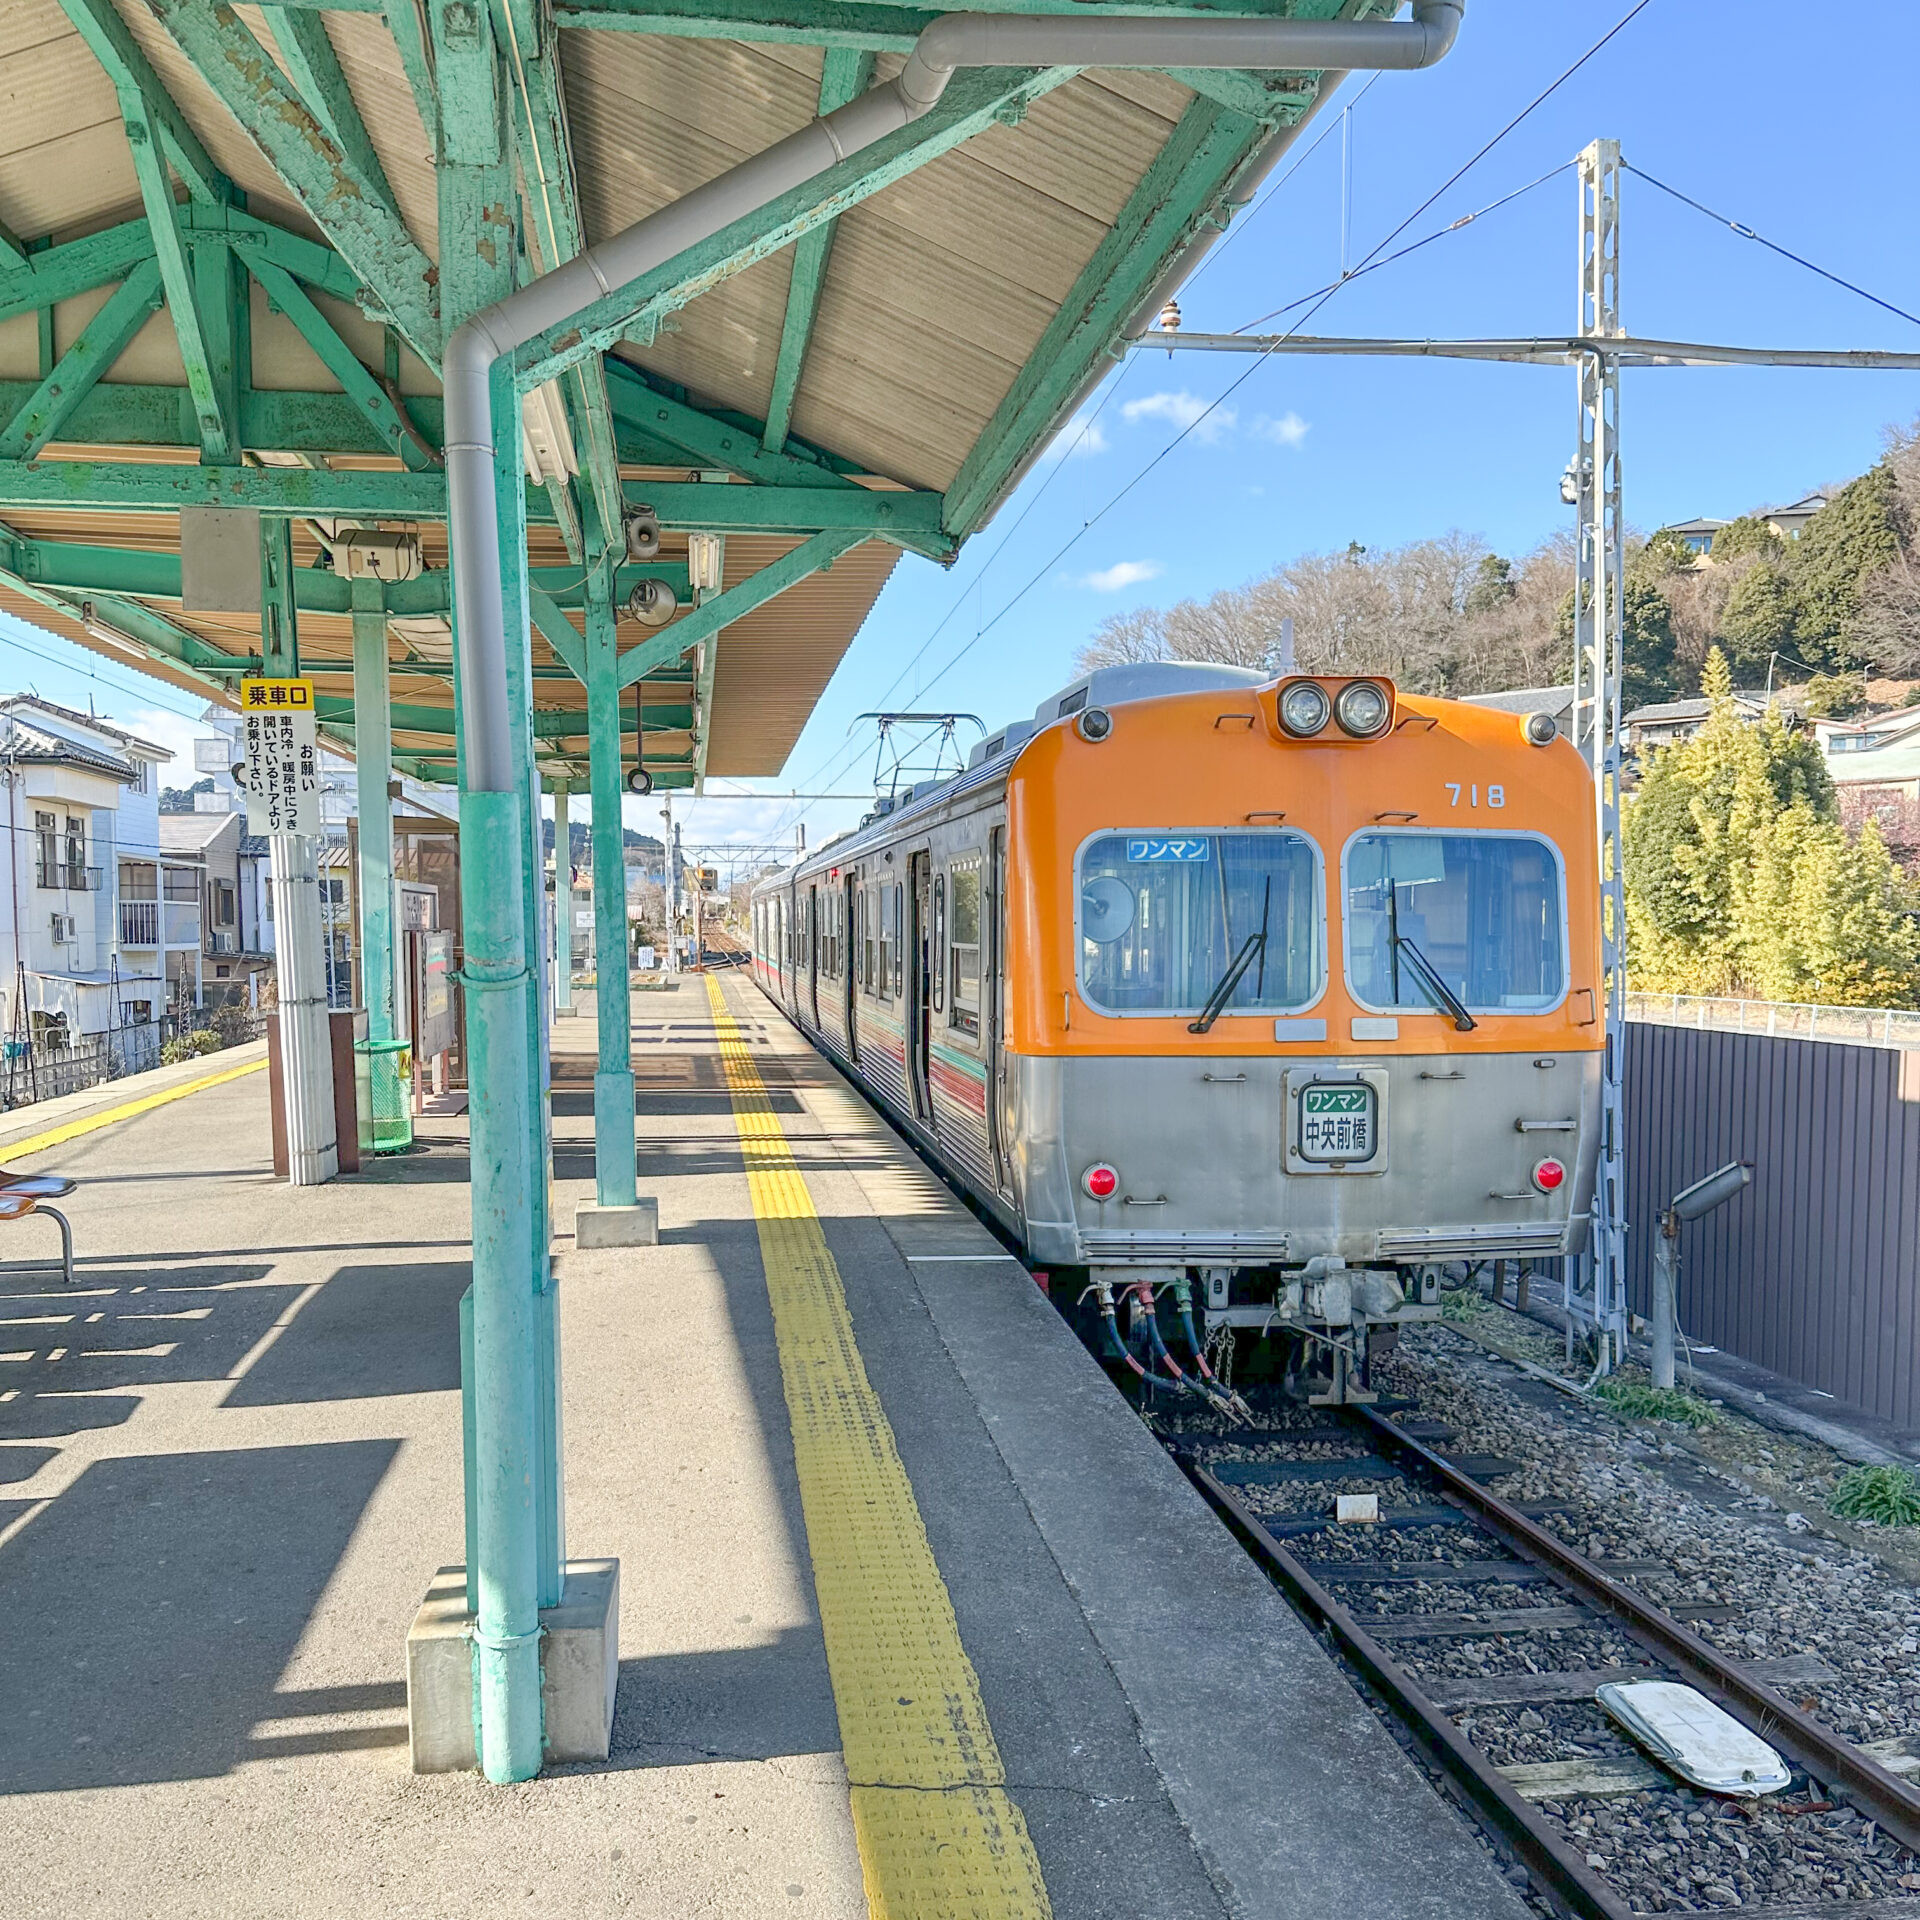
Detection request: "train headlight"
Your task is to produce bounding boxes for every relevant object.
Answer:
[1531,1157,1567,1194]
[1075,705,1113,743]
[1334,680,1392,738]
[1525,711,1559,746]
[1278,681,1331,737]
[1082,1162,1119,1200]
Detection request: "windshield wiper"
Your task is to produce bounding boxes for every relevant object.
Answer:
[1394,932,1478,1032]
[1189,875,1271,1034]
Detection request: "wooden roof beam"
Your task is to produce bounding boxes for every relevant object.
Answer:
[120,91,234,462]
[54,0,230,205]
[145,0,442,366]
[761,49,874,457]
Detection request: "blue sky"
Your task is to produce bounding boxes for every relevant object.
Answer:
[6,0,1920,869]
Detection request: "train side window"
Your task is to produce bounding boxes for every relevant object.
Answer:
[892,883,904,996]
[878,883,894,997]
[931,875,946,1013]
[948,855,981,1038]
[862,884,877,993]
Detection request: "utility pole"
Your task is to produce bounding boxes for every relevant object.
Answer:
[1570,137,1630,1370]
[661,797,679,982]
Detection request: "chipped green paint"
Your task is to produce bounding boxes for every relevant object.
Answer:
[0,223,158,328]
[261,4,402,212]
[145,0,441,364]
[0,261,164,461]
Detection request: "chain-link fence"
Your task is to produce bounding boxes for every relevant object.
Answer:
[1626,991,1920,1052]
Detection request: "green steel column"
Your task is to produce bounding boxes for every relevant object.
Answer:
[350,575,395,1042]
[435,0,548,1779]
[458,787,541,1782]
[492,355,565,1616]
[584,557,636,1208]
[552,778,574,1015]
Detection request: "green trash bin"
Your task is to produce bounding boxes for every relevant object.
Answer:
[355,1038,414,1153]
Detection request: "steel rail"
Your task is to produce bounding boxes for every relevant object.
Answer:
[1353,1404,1920,1854]
[1179,1454,1637,1920]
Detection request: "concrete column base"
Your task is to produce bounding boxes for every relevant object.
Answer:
[405,1558,620,1773]
[574,1199,659,1248]
[554,1004,579,1019]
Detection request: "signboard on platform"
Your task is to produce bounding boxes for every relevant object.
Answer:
[238,677,321,837]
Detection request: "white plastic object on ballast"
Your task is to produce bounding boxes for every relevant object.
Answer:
[1596,1681,1790,1797]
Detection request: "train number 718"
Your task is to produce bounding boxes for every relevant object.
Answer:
[1444,783,1505,808]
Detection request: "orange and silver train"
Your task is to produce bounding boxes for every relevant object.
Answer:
[750,662,1601,1398]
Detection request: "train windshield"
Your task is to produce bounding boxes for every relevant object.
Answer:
[1077,831,1321,1015]
[1345,832,1566,1014]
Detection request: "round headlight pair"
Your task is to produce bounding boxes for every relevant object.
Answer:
[1277,679,1392,739]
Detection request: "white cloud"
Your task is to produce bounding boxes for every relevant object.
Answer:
[1082,559,1164,593]
[1254,410,1311,448]
[1040,407,1109,460]
[1121,390,1236,443]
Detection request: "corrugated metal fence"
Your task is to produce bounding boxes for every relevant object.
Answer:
[1624,1019,1920,1428]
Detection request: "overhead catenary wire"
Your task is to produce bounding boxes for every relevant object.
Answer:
[1624,163,1920,333]
[888,0,1665,714]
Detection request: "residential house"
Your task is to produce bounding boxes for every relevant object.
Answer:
[0,695,172,1040]
[1623,692,1768,752]
[1659,517,1729,555]
[158,811,273,1006]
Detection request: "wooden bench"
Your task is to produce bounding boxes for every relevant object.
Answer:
[0,1173,76,1284]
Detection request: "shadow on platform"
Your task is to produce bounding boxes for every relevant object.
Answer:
[223,1262,468,1406]
[0,1440,399,1793]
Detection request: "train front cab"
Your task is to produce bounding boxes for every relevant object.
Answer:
[1003,675,1604,1400]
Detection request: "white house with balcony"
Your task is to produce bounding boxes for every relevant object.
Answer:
[0,696,173,1041]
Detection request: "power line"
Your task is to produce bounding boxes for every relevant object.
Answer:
[1625,163,1920,333]
[0,618,211,726]
[905,0,1663,707]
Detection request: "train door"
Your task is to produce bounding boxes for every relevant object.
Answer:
[843,873,860,1064]
[807,884,820,1028]
[987,825,1010,1191]
[907,851,933,1125]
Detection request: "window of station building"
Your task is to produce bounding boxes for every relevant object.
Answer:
[1076,829,1323,1017]
[1344,831,1567,1014]
[948,856,982,1037]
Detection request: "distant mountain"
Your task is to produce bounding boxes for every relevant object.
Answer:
[540,819,664,860]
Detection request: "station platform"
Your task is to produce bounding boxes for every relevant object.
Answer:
[0,970,1529,1920]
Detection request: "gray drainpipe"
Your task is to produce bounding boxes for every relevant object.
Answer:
[445,0,1460,1785]
[445,0,1463,790]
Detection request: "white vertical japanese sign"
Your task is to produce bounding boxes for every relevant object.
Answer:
[238,677,323,837]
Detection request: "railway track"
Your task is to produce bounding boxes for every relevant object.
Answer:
[1172,1398,1920,1920]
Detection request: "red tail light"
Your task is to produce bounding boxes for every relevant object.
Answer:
[1083,1163,1118,1200]
[1532,1157,1567,1193]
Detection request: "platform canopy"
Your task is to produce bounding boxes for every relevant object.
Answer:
[0,0,1363,787]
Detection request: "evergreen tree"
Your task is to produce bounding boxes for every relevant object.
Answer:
[1719,560,1801,676]
[1793,465,1901,668]
[1625,647,1916,1005]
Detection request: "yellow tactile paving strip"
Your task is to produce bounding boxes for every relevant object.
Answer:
[705,974,1052,1920]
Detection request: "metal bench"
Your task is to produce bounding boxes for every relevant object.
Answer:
[0,1173,76,1284]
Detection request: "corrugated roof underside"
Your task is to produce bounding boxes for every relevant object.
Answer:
[568,35,1192,489]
